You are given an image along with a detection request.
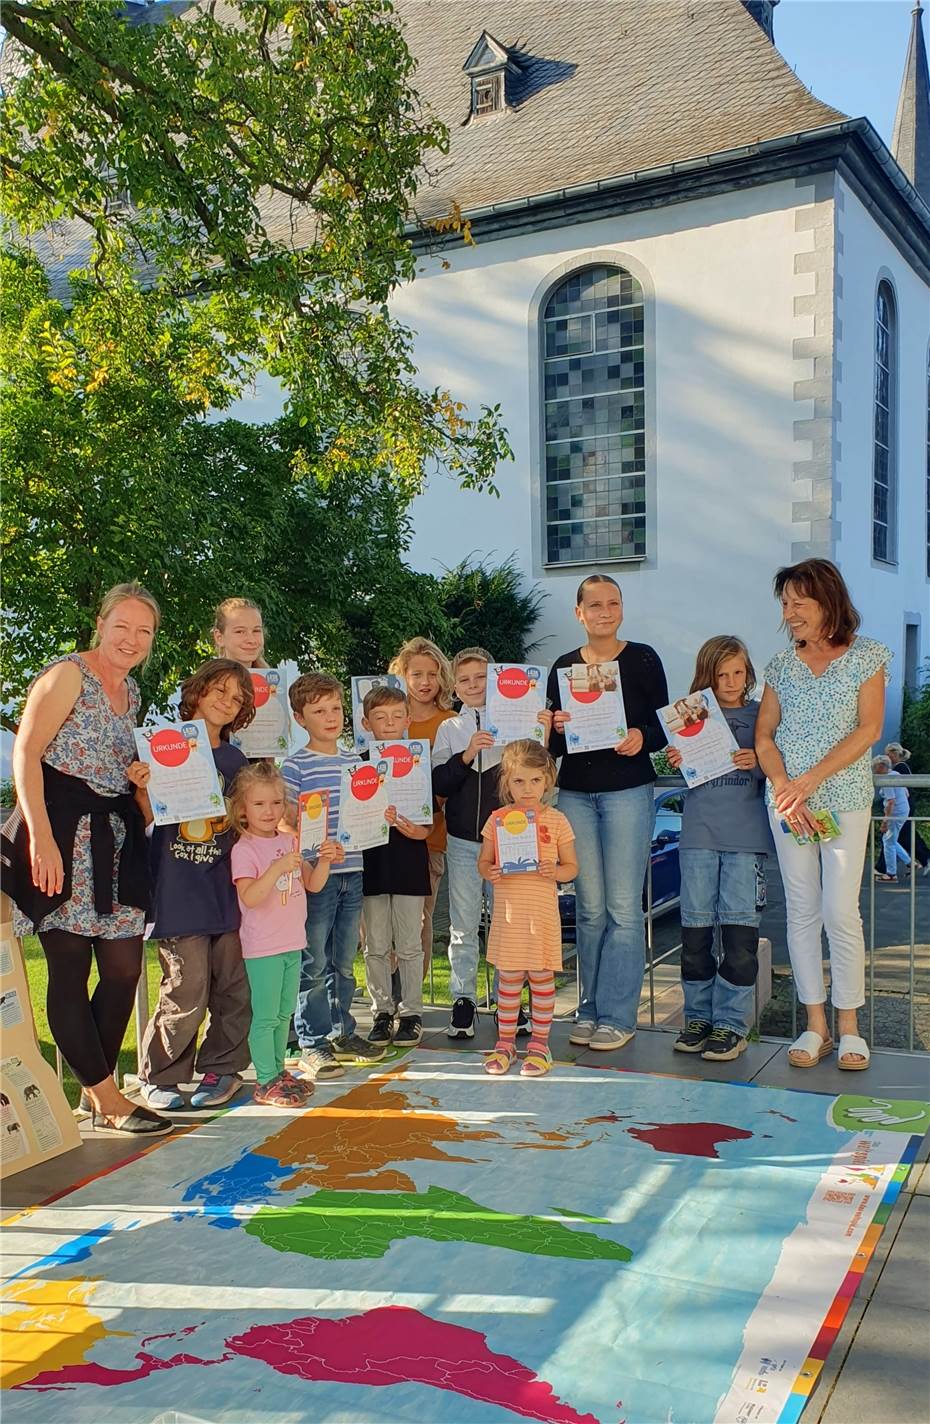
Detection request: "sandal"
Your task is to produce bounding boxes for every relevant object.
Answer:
[837,1034,870,1071]
[484,1043,517,1076]
[520,1046,553,1078]
[253,1074,307,1107]
[787,1030,834,1068]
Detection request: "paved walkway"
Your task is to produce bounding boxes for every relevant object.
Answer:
[3,1014,929,1422]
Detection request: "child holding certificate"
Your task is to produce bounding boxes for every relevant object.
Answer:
[360,685,431,1050]
[230,763,338,1107]
[282,674,385,1080]
[665,636,770,1062]
[389,637,456,977]
[138,659,256,1113]
[477,742,576,1078]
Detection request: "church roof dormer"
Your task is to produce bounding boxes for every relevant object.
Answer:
[462,30,519,118]
[892,2,930,201]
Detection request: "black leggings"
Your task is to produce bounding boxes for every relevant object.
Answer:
[39,930,143,1087]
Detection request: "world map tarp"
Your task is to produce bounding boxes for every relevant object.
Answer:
[2,1057,927,1424]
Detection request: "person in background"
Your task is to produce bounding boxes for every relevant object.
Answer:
[884,742,929,874]
[872,755,911,883]
[211,597,269,669]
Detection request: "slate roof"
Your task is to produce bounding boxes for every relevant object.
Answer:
[398,0,846,220]
[891,2,930,201]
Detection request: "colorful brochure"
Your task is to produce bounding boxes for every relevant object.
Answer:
[230,666,295,759]
[336,760,391,852]
[485,664,548,747]
[556,661,627,754]
[659,688,739,788]
[350,674,406,754]
[493,806,541,874]
[371,739,433,826]
[134,719,225,827]
[780,809,842,845]
[297,788,330,861]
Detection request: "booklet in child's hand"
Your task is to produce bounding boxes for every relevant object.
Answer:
[298,788,329,860]
[493,806,541,874]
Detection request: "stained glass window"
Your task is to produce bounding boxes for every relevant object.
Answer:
[543,265,646,565]
[872,282,896,563]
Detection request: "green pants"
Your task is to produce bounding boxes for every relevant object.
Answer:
[244,952,300,1085]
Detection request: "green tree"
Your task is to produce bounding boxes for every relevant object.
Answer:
[1,0,510,487]
[435,556,549,662]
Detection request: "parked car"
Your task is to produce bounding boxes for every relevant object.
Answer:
[558,787,687,943]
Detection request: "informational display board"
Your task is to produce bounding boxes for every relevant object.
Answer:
[0,893,81,1180]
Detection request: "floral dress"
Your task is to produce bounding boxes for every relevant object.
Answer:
[13,654,145,940]
[763,636,892,814]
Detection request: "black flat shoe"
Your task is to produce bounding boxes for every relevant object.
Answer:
[91,1106,174,1136]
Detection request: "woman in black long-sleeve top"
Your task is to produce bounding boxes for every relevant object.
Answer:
[547,574,668,1051]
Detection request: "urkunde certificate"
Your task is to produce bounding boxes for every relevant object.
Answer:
[556,661,627,754]
[231,666,295,759]
[485,664,548,747]
[336,761,391,852]
[492,806,541,874]
[134,719,225,826]
[659,689,739,788]
[371,740,433,826]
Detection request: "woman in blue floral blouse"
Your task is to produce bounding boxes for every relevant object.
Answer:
[756,560,889,1072]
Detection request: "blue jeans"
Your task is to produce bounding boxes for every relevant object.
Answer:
[294,871,362,1049]
[446,835,493,1004]
[559,784,654,1031]
[679,849,764,1036]
[882,818,910,876]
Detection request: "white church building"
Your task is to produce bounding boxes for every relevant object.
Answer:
[348,0,928,728]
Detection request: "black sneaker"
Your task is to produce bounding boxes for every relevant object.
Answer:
[674,1019,712,1053]
[367,1014,395,1048]
[702,1027,748,1062]
[394,1016,422,1047]
[332,1032,386,1062]
[298,1044,345,1080]
[447,997,477,1039]
[494,1005,532,1037]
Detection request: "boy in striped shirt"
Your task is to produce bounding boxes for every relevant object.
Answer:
[283,673,385,1078]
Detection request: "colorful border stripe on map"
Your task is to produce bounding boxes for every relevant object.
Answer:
[775,1132,922,1424]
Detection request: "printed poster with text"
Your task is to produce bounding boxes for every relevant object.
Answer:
[493,806,541,874]
[485,664,548,747]
[659,689,739,788]
[231,666,295,759]
[336,761,391,852]
[134,719,225,827]
[350,674,406,754]
[557,661,627,754]
[298,789,330,860]
[371,740,433,826]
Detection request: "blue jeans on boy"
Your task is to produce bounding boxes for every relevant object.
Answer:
[294,871,362,1049]
[446,835,493,1004]
[679,848,764,1037]
[559,783,654,1032]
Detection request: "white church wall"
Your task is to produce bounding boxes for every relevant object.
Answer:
[834,177,930,735]
[392,179,829,696]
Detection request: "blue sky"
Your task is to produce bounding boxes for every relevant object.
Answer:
[776,0,917,144]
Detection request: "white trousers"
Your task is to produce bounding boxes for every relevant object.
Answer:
[768,808,870,1009]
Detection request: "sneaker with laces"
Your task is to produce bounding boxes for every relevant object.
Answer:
[701,1027,748,1062]
[447,997,477,1039]
[189,1073,243,1109]
[298,1044,345,1080]
[394,1015,422,1047]
[253,1073,305,1108]
[568,1019,597,1046]
[367,1014,395,1048]
[673,1020,713,1054]
[494,1006,532,1037]
[139,1082,185,1112]
[280,1069,314,1100]
[588,1025,635,1052]
[332,1032,387,1062]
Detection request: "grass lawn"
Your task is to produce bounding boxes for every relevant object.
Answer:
[20,935,504,1108]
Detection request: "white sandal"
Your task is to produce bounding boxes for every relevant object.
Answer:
[837,1034,870,1071]
[787,1030,834,1068]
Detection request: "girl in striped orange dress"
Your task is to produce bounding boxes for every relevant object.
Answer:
[478,741,577,1077]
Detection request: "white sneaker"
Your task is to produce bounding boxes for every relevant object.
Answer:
[588,1026,635,1052]
[568,1019,597,1046]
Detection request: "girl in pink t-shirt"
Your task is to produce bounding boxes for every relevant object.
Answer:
[230,763,340,1106]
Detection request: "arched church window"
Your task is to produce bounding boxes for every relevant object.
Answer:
[543,264,646,565]
[872,280,897,563]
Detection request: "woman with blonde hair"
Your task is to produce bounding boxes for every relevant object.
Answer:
[2,583,171,1136]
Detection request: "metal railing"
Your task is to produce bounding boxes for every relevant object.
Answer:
[54,775,930,1103]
